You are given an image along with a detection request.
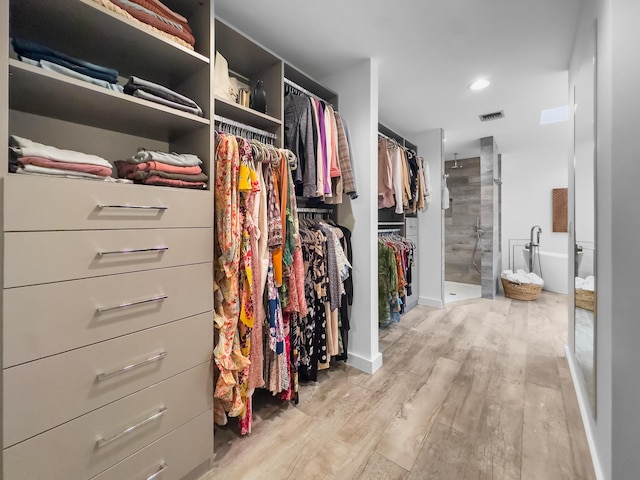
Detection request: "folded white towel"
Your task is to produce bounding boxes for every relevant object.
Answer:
[10,135,112,168]
[582,275,595,291]
[501,269,544,286]
[575,275,595,291]
[131,148,202,167]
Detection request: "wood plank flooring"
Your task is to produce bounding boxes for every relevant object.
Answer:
[203,292,595,480]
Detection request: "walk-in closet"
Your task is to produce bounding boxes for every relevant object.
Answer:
[1,1,436,479]
[3,1,215,479]
[377,123,431,326]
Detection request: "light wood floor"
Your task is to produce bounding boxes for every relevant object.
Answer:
[204,292,596,480]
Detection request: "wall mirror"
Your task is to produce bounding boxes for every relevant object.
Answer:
[573,20,597,415]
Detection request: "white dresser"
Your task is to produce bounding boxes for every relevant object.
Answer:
[2,177,215,480]
[2,0,215,479]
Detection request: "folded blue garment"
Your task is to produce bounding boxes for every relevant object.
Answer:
[20,57,124,93]
[12,38,118,83]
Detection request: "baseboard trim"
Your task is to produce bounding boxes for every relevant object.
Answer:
[564,345,605,480]
[347,350,383,374]
[418,296,443,308]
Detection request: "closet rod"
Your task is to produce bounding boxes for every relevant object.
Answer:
[378,228,402,234]
[214,115,277,140]
[284,77,333,106]
[297,207,334,214]
[377,131,396,142]
[377,131,404,149]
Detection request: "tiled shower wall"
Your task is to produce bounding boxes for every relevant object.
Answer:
[444,156,482,284]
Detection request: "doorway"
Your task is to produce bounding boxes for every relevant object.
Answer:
[444,155,482,303]
[444,137,502,302]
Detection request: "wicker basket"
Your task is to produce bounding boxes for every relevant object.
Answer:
[501,278,542,301]
[575,288,595,311]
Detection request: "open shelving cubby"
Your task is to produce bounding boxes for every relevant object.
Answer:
[214,18,283,146]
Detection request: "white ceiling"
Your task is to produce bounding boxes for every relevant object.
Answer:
[215,0,583,160]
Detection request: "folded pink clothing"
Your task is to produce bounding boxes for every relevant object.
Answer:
[128,0,191,31]
[110,0,195,46]
[136,161,203,175]
[142,175,206,189]
[115,160,202,178]
[19,156,112,176]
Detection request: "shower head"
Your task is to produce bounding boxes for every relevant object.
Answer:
[449,153,464,169]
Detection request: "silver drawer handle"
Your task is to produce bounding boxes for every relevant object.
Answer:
[96,407,167,448]
[147,463,168,480]
[98,204,168,211]
[98,246,168,256]
[96,351,168,382]
[96,294,168,313]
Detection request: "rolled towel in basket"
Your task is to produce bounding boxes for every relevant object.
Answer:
[577,275,595,291]
[501,269,544,286]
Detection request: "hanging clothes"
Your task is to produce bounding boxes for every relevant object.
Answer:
[213,133,248,425]
[378,137,394,209]
[284,87,358,202]
[378,233,416,327]
[296,216,352,380]
[213,126,353,434]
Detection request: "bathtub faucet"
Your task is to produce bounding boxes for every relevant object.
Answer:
[530,225,542,247]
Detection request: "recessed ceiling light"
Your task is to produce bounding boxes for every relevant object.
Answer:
[540,106,569,125]
[469,79,490,91]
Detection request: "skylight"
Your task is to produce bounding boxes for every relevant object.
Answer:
[540,106,569,125]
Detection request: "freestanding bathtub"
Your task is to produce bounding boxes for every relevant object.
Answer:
[522,249,570,294]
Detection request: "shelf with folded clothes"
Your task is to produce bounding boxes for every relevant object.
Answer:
[9,0,211,87]
[8,134,210,190]
[9,59,210,142]
[214,95,282,133]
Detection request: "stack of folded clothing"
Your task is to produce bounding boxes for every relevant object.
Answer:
[9,135,114,181]
[96,0,195,50]
[115,148,208,189]
[12,38,122,93]
[124,76,203,116]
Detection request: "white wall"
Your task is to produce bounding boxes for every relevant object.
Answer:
[415,129,444,308]
[567,0,612,477]
[609,0,640,477]
[501,146,570,273]
[321,59,383,374]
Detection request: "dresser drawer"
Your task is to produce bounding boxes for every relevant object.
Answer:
[4,263,213,367]
[3,362,213,480]
[3,174,213,231]
[92,410,213,480]
[4,312,212,447]
[4,227,213,287]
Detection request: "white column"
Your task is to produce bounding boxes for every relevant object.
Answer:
[321,59,382,374]
[415,128,445,308]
